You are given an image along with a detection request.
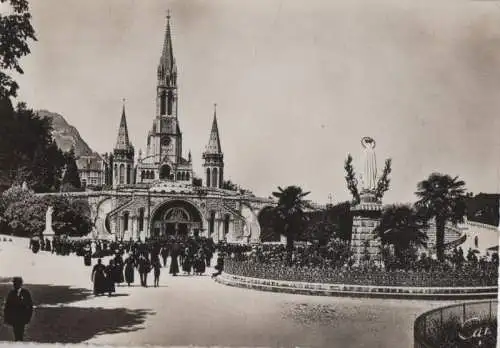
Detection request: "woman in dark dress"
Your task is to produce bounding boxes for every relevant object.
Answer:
[194,249,206,275]
[182,248,192,275]
[91,258,107,295]
[169,245,180,276]
[105,259,116,296]
[114,253,125,285]
[124,256,135,286]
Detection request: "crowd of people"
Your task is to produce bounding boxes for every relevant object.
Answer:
[86,236,224,295]
[27,234,226,295]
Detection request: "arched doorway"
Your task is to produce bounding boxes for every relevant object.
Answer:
[160,165,171,180]
[150,200,203,240]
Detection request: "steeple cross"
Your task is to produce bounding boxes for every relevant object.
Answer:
[167,9,171,20]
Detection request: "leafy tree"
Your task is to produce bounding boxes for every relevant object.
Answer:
[0,0,37,99]
[344,154,360,203]
[61,148,82,191]
[374,204,428,264]
[415,173,467,261]
[0,184,34,233]
[374,159,392,201]
[0,104,67,192]
[257,207,280,242]
[271,185,310,261]
[3,194,92,237]
[223,179,238,191]
[327,201,353,241]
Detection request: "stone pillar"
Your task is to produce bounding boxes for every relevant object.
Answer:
[350,193,382,265]
[130,216,137,241]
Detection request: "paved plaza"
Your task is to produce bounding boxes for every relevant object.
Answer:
[0,238,458,347]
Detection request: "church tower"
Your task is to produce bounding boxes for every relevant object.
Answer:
[146,13,182,167]
[203,104,224,188]
[113,101,135,188]
[137,12,192,185]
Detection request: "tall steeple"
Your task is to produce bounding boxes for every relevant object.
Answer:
[113,99,135,189]
[115,100,131,150]
[203,103,224,188]
[157,11,177,87]
[205,104,222,154]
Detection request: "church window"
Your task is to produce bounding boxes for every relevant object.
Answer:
[186,172,190,181]
[209,211,216,234]
[212,167,218,188]
[151,171,155,179]
[126,164,131,184]
[119,164,125,184]
[219,168,223,188]
[160,91,166,115]
[176,172,181,180]
[141,170,145,181]
[206,168,211,187]
[167,90,173,115]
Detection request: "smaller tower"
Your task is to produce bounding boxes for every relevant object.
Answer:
[113,100,135,189]
[203,104,224,188]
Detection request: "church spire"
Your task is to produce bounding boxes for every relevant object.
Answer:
[159,10,176,77]
[205,103,222,154]
[115,99,131,150]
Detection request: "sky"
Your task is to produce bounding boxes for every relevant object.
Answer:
[7,0,500,204]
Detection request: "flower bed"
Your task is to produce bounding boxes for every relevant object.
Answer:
[224,259,498,287]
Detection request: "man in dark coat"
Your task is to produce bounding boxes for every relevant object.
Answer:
[3,277,33,341]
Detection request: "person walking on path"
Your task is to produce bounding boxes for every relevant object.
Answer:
[105,259,116,296]
[169,244,180,276]
[91,258,107,295]
[153,259,161,287]
[3,277,33,341]
[124,255,136,286]
[138,255,151,287]
[161,246,169,267]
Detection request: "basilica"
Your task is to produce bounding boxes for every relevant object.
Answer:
[88,15,273,243]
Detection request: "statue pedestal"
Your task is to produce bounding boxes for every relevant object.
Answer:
[350,194,383,265]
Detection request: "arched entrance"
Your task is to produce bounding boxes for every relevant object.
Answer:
[150,200,203,239]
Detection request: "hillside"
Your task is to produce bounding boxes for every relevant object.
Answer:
[36,110,99,159]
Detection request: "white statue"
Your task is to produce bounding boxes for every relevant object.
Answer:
[361,137,377,192]
[42,206,55,236]
[21,181,28,191]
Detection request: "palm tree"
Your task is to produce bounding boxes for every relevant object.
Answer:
[271,186,310,261]
[374,204,428,264]
[415,173,467,261]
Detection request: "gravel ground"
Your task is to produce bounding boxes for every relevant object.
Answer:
[0,238,460,347]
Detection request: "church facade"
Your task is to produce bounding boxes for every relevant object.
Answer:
[86,15,273,243]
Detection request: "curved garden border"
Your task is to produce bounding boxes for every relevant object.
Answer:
[414,300,497,347]
[215,273,498,300]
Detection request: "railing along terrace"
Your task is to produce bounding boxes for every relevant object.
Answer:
[414,300,497,348]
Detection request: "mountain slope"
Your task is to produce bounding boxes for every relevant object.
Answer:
[37,110,98,158]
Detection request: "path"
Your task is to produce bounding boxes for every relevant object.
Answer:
[0,237,460,347]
